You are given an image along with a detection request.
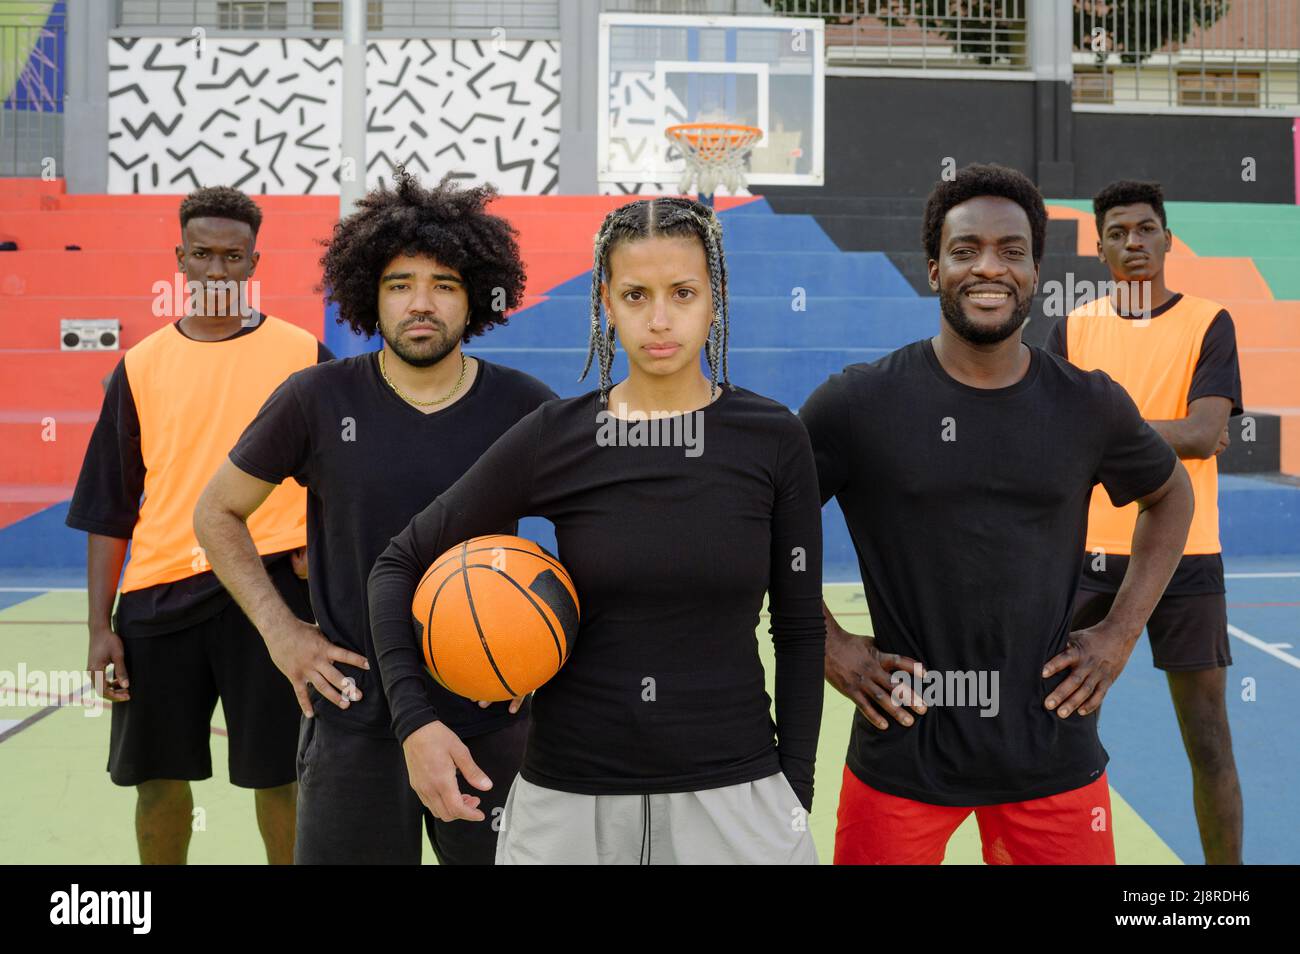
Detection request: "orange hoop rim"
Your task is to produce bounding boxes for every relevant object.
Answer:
[665,122,763,153]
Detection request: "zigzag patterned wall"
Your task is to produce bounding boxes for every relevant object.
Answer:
[107,37,560,194]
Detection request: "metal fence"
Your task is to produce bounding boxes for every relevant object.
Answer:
[115,0,562,35]
[1074,0,1299,109]
[1,5,65,178]
[107,0,1300,108]
[604,0,1030,69]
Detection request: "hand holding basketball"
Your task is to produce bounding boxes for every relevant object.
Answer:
[478,694,529,713]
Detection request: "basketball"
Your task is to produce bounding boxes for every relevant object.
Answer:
[411,534,579,702]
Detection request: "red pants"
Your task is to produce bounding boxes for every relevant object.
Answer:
[834,765,1116,865]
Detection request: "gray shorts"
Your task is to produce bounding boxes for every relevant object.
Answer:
[495,772,819,865]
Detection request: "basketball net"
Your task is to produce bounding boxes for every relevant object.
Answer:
[665,123,763,198]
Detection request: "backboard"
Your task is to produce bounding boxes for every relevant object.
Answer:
[598,13,824,193]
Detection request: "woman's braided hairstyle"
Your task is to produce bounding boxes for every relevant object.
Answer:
[580,197,732,407]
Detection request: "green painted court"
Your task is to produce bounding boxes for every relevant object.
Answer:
[1,583,1185,864]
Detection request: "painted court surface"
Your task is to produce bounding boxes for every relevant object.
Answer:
[1,559,1295,865]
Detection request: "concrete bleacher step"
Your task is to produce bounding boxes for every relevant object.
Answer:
[1163,256,1278,300]
[1241,350,1300,406]
[756,192,929,218]
[0,413,95,484]
[0,210,338,252]
[0,485,77,537]
[0,250,323,297]
[0,351,118,411]
[0,206,827,254]
[1231,301,1300,347]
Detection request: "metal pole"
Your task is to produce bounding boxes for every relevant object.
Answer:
[340,0,366,218]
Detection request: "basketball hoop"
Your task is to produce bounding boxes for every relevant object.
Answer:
[664,123,763,200]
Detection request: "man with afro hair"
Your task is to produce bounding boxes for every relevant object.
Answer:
[802,163,1195,864]
[195,169,556,864]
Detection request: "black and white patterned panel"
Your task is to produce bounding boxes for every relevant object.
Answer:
[108,37,560,194]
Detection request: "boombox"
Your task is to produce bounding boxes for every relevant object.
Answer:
[60,319,121,351]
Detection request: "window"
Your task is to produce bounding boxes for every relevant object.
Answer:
[1178,71,1261,108]
[216,2,288,30]
[1072,71,1114,104]
[311,1,384,31]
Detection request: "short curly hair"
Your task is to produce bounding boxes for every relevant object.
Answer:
[179,185,262,237]
[320,168,526,340]
[1094,179,1167,234]
[922,163,1047,263]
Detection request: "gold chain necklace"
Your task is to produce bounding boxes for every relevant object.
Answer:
[379,350,468,408]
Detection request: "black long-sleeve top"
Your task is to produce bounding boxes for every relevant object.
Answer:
[367,385,826,809]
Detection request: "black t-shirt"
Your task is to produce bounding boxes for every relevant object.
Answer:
[229,354,557,739]
[1046,295,1243,595]
[367,386,826,809]
[799,339,1177,806]
[65,315,333,637]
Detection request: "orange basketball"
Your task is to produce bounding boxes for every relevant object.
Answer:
[411,534,579,702]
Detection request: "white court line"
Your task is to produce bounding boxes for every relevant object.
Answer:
[830,575,1300,582]
[0,587,83,593]
[1228,624,1300,672]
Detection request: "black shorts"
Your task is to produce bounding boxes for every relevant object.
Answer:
[294,713,529,865]
[1069,587,1232,672]
[107,570,312,789]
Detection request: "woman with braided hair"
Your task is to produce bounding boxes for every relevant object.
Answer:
[369,196,825,864]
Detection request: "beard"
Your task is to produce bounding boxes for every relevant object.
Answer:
[380,317,461,368]
[938,283,1033,346]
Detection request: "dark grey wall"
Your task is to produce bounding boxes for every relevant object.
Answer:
[1073,112,1294,203]
[758,75,1296,203]
[760,76,1043,201]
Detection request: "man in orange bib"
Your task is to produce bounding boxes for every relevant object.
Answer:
[1047,179,1243,864]
[67,186,333,863]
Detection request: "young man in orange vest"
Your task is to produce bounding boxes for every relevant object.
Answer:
[1047,179,1243,864]
[67,186,333,863]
